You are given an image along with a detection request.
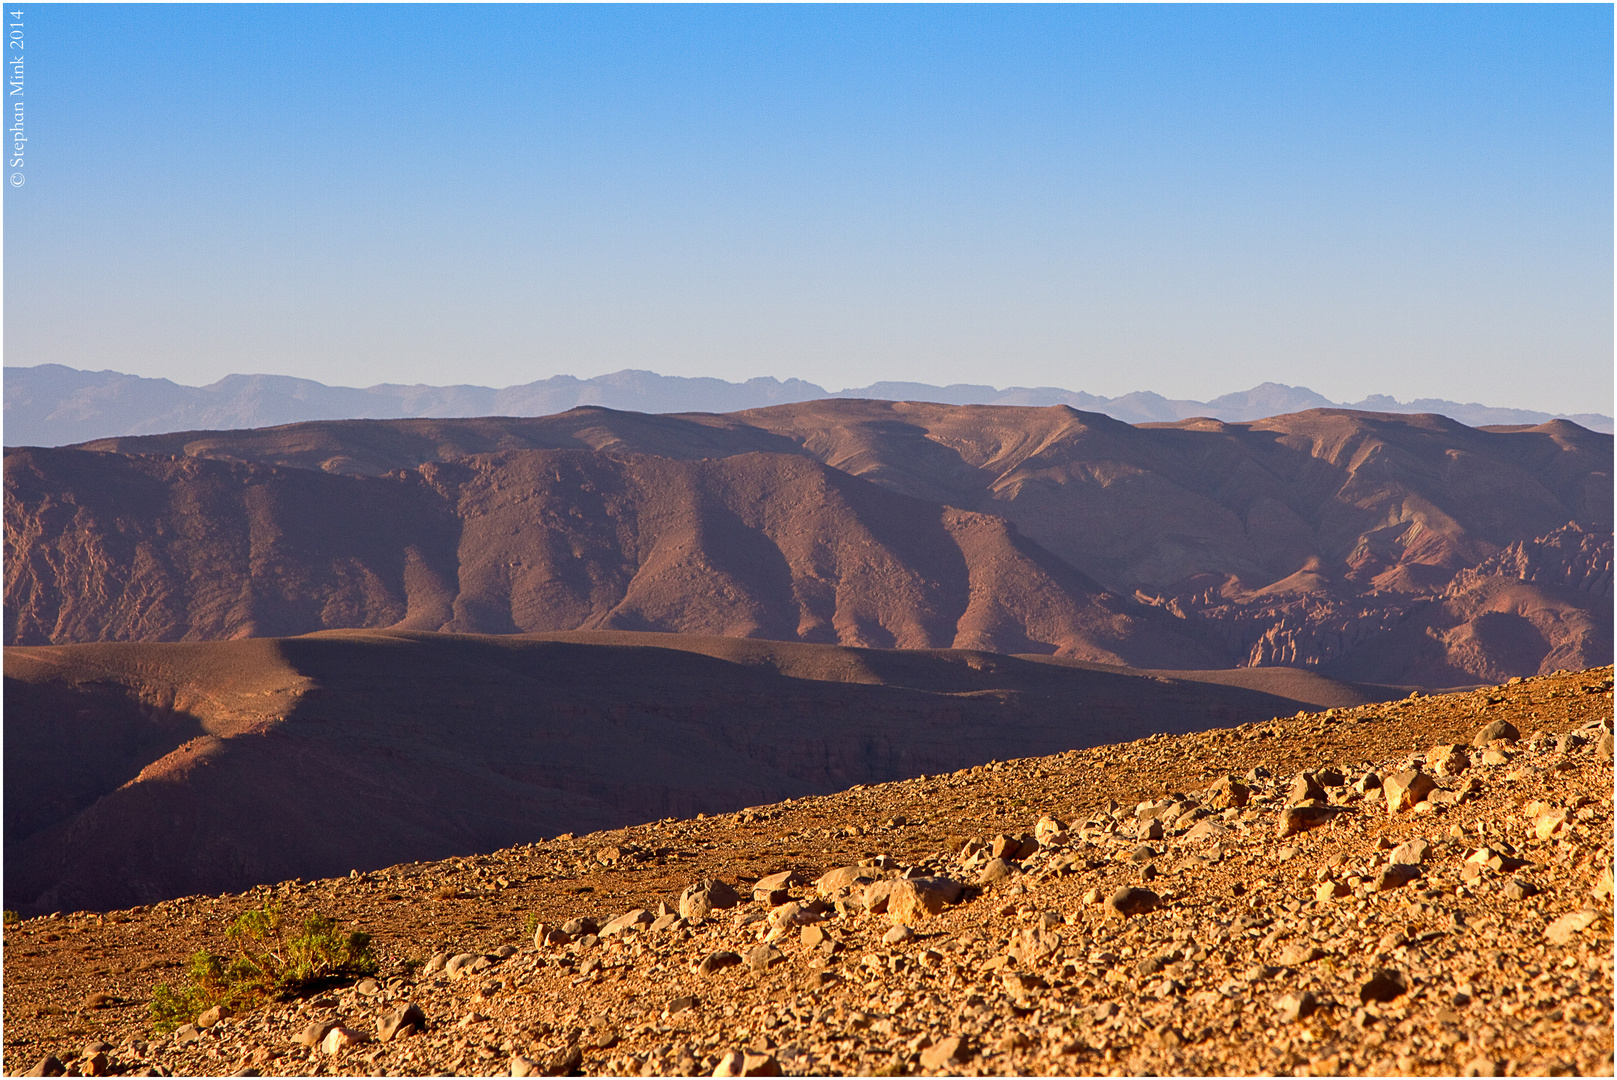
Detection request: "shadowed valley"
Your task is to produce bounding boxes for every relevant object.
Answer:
[3,629,1395,915]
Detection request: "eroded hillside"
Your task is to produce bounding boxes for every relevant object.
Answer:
[11,403,1609,684]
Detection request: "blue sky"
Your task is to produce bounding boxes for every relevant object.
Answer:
[4,4,1611,412]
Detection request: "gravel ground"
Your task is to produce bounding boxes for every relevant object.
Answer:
[4,666,1611,1078]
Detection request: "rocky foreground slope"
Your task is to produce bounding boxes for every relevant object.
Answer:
[3,666,1611,1078]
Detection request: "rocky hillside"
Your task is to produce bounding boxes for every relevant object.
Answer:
[3,666,1610,1077]
[7,403,1612,684]
[1,447,1215,666]
[4,630,1392,917]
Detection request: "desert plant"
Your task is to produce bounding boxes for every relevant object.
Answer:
[2,910,19,926]
[225,905,377,996]
[149,949,230,1030]
[148,905,376,1031]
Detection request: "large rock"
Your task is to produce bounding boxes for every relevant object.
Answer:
[990,834,1039,860]
[679,879,741,920]
[752,870,803,893]
[713,1050,782,1077]
[977,858,1015,885]
[377,1003,427,1042]
[1033,816,1069,845]
[1388,838,1431,866]
[919,1036,971,1071]
[1375,864,1421,891]
[888,877,963,923]
[862,879,903,914]
[1275,944,1324,967]
[1428,744,1470,777]
[1473,720,1521,747]
[1205,775,1251,809]
[1315,880,1351,901]
[813,866,872,897]
[1383,769,1438,814]
[443,952,486,979]
[744,944,784,973]
[1286,772,1327,806]
[298,1020,339,1048]
[696,951,742,975]
[599,909,654,937]
[320,1025,364,1055]
[1184,818,1230,842]
[1275,991,1318,1022]
[1545,910,1600,945]
[1534,808,1571,841]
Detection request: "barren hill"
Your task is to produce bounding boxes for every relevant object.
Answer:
[3,666,1609,1078]
[14,402,1610,683]
[3,629,1394,917]
[3,445,1216,664]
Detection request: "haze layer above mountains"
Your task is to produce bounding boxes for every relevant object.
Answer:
[6,401,1610,687]
[7,363,1613,446]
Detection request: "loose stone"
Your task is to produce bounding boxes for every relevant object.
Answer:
[1107,887,1161,918]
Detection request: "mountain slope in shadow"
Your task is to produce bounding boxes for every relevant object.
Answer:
[4,629,1399,915]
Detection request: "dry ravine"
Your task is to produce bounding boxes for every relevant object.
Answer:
[4,666,1612,1078]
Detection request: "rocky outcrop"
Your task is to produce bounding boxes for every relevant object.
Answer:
[1447,521,1613,600]
[1126,523,1613,683]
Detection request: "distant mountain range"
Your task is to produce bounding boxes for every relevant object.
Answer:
[4,364,1611,446]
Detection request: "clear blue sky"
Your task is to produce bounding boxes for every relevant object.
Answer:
[5,4,1611,412]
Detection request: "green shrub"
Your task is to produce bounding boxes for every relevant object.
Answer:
[148,905,376,1031]
[227,906,377,996]
[149,949,227,1030]
[2,910,19,926]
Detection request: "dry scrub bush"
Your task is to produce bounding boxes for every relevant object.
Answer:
[149,906,376,1031]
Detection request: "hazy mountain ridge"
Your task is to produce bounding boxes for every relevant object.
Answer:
[6,363,1611,446]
